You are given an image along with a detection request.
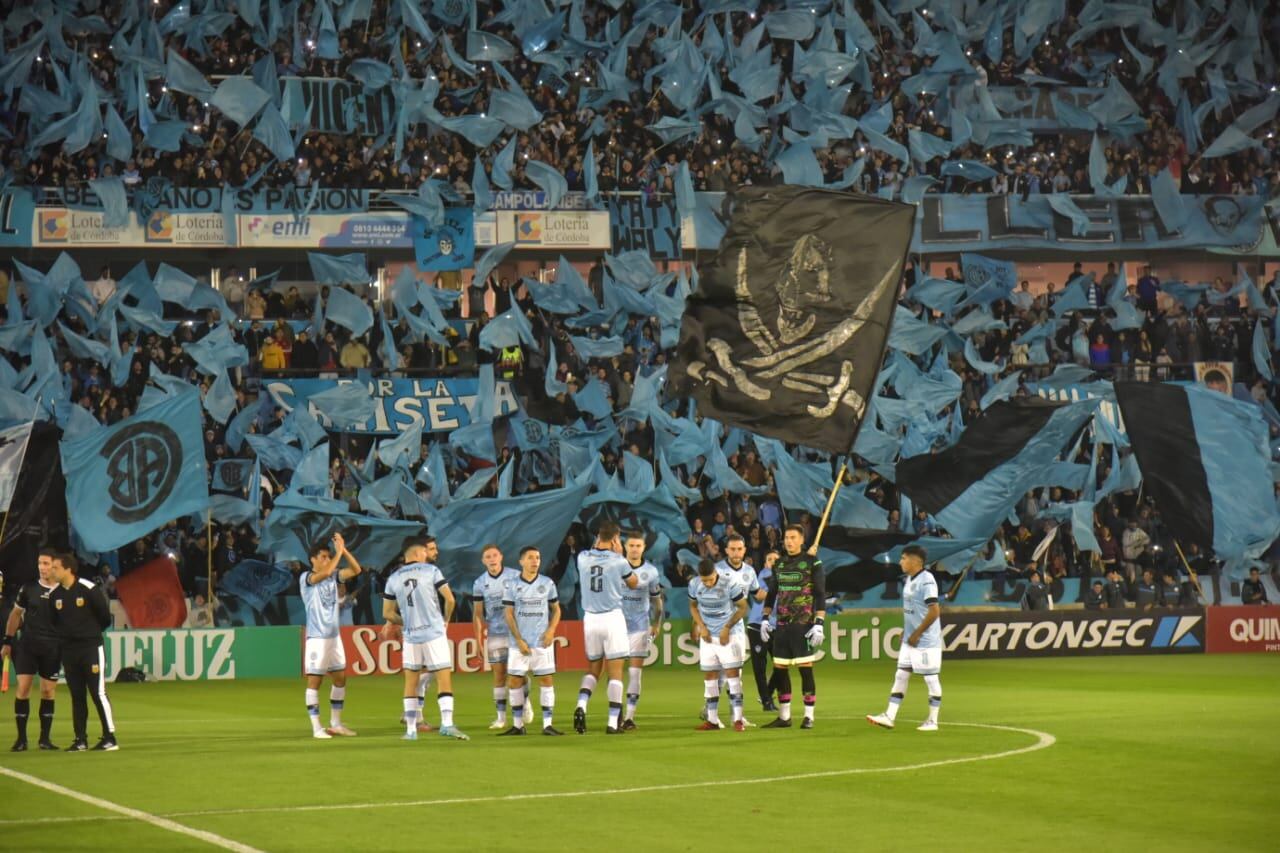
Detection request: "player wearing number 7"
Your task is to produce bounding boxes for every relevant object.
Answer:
[574,520,640,735]
[382,537,469,742]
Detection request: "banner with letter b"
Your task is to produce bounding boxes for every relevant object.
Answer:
[60,391,210,552]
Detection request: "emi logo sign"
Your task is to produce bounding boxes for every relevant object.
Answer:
[101,422,182,524]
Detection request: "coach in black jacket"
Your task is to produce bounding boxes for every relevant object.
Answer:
[48,553,118,752]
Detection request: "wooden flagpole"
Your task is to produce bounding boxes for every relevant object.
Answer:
[1173,541,1206,602]
[811,461,850,552]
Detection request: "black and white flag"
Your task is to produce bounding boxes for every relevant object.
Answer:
[0,420,34,512]
[670,186,914,454]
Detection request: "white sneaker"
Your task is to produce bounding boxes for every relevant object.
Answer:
[488,719,507,730]
[917,720,938,732]
[740,716,757,728]
[312,729,333,739]
[866,713,895,730]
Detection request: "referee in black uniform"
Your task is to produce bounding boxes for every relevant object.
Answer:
[48,552,117,752]
[1,549,63,750]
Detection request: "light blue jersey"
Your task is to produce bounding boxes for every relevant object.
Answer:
[755,566,776,628]
[472,567,520,638]
[382,562,449,643]
[502,574,559,646]
[688,574,745,635]
[577,548,634,614]
[903,570,941,650]
[715,559,760,633]
[621,561,662,633]
[300,571,341,639]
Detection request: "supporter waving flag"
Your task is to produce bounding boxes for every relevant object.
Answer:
[670,187,913,455]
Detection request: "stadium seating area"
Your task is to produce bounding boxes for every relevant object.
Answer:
[0,0,1278,625]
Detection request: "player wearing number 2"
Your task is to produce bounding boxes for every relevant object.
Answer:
[382,537,469,742]
[573,520,640,735]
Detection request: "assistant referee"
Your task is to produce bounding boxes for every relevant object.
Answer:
[48,553,118,752]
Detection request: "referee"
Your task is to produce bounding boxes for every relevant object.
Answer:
[48,552,117,752]
[1,549,62,751]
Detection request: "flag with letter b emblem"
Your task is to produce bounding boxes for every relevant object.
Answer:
[60,391,210,552]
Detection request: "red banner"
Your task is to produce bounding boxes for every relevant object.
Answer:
[339,622,590,676]
[115,557,188,628]
[1206,606,1280,653]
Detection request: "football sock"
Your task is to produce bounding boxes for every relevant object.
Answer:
[606,679,623,729]
[508,686,525,727]
[886,669,911,721]
[402,697,418,733]
[924,674,942,723]
[800,668,816,722]
[438,693,455,729]
[38,699,54,740]
[540,686,555,728]
[494,686,508,725]
[577,674,597,711]
[704,679,721,725]
[727,677,744,723]
[305,688,322,732]
[416,672,432,709]
[625,666,642,720]
[776,670,793,721]
[329,686,345,727]
[14,698,28,740]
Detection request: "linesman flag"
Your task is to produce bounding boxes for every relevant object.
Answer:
[0,421,34,512]
[669,187,914,454]
[60,391,210,553]
[1115,382,1280,565]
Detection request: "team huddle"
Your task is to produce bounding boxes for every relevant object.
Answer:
[297,523,945,741]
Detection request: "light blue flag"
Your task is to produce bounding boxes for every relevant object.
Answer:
[218,560,292,612]
[860,125,908,163]
[467,30,516,62]
[417,441,451,507]
[478,307,536,350]
[888,307,947,355]
[210,76,270,126]
[211,459,254,494]
[246,433,303,471]
[259,490,420,570]
[584,140,599,205]
[960,253,1017,296]
[764,9,816,40]
[57,321,110,366]
[348,58,393,89]
[933,400,1100,540]
[901,175,937,204]
[164,48,215,100]
[88,177,128,229]
[292,442,331,497]
[964,338,1002,375]
[981,369,1022,410]
[546,339,569,396]
[225,403,260,454]
[203,370,237,424]
[908,128,955,164]
[1202,125,1262,159]
[706,439,769,499]
[1051,275,1092,315]
[473,241,516,288]
[775,144,825,186]
[1254,320,1274,381]
[471,156,493,212]
[287,403,328,449]
[905,276,965,314]
[1034,363,1096,390]
[1050,94,1098,131]
[525,160,568,209]
[646,116,701,144]
[308,252,369,286]
[60,390,209,552]
[1151,167,1188,232]
[491,136,516,190]
[252,102,294,161]
[309,382,377,429]
[452,465,497,501]
[1105,263,1145,331]
[569,334,625,359]
[657,449,700,502]
[377,307,399,370]
[623,450,655,494]
[1162,281,1209,310]
[1046,193,1092,237]
[940,160,999,182]
[321,286,374,337]
[185,324,249,376]
[430,481,590,587]
[209,493,259,528]
[1089,132,1126,196]
[310,290,326,339]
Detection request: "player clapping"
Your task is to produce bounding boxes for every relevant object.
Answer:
[300,534,362,739]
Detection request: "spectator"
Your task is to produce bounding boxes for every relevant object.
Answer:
[1134,569,1158,610]
[339,335,371,369]
[1084,580,1106,610]
[1241,567,1270,605]
[1022,569,1052,611]
[260,335,287,372]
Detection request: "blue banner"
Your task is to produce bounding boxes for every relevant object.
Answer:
[60,391,210,552]
[414,208,475,271]
[263,377,520,435]
[913,194,1265,253]
[0,190,35,247]
[49,186,373,215]
[984,86,1103,131]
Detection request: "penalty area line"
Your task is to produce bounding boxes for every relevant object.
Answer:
[0,765,264,852]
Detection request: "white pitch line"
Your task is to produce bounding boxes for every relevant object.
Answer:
[0,721,1056,829]
[0,765,264,852]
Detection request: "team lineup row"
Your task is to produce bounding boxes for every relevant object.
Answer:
[298,522,946,741]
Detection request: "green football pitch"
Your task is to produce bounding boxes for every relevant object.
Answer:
[0,655,1275,852]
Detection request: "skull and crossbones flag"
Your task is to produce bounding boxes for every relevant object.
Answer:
[670,186,914,455]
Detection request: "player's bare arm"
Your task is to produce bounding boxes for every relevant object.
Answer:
[720,597,748,645]
[505,604,530,655]
[334,534,362,582]
[542,601,561,648]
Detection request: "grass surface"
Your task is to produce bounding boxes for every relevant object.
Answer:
[0,655,1275,852]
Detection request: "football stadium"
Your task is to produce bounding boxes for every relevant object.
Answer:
[0,1,1277,850]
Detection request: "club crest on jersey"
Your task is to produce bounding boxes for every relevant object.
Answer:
[55,599,63,610]
[91,665,100,674]
[76,597,85,607]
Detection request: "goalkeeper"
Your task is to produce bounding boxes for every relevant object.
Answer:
[760,524,825,730]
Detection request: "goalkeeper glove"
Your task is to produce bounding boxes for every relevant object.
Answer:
[759,621,772,642]
[805,623,825,646]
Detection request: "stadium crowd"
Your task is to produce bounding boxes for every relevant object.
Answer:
[0,0,1278,622]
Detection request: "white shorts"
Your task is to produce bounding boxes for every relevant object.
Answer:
[699,639,744,672]
[583,610,629,661]
[304,637,346,676]
[899,644,942,676]
[627,630,651,657]
[403,637,453,672]
[486,635,510,664]
[729,631,750,662]
[507,645,556,677]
